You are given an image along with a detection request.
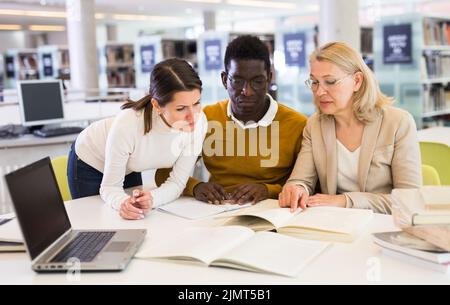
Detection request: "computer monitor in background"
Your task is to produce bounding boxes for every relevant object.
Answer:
[17,80,65,127]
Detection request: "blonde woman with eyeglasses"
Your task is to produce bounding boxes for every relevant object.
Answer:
[279,42,422,214]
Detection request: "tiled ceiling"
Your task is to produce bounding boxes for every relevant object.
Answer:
[0,0,449,27]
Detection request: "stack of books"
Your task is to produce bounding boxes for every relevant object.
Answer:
[374,187,450,273]
[373,231,450,274]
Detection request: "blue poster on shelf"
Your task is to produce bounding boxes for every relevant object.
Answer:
[204,39,222,71]
[140,45,155,73]
[383,24,413,64]
[5,56,15,78]
[283,32,306,67]
[42,53,54,77]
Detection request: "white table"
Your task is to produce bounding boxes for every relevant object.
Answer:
[0,101,123,125]
[418,127,450,147]
[1,195,449,285]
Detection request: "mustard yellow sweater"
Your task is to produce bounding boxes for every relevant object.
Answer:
[156,99,308,199]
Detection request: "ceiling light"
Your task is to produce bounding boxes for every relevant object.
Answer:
[0,24,22,30]
[0,9,66,18]
[29,25,66,32]
[112,14,180,22]
[180,0,222,3]
[226,0,296,9]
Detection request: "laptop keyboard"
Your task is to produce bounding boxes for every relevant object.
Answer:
[51,232,116,263]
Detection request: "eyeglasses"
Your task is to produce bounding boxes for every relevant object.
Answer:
[226,74,268,91]
[305,74,352,92]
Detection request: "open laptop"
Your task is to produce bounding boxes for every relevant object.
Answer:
[4,157,146,273]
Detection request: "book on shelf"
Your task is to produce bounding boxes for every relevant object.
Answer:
[422,51,450,79]
[425,84,450,113]
[135,226,330,277]
[217,199,373,243]
[59,50,70,67]
[106,68,135,87]
[105,45,134,65]
[423,19,450,46]
[392,188,450,227]
[360,27,373,55]
[445,22,450,45]
[158,197,251,220]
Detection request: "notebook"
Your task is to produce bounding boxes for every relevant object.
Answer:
[382,248,450,275]
[0,218,25,253]
[392,188,450,227]
[218,199,373,243]
[135,226,329,277]
[420,186,450,210]
[0,241,26,252]
[0,218,23,243]
[158,197,251,220]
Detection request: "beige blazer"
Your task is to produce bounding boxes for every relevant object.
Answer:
[287,106,422,214]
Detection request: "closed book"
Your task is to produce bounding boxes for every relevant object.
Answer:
[0,218,23,243]
[0,241,25,252]
[392,189,450,227]
[404,225,450,252]
[421,186,450,210]
[382,248,450,274]
[373,231,450,264]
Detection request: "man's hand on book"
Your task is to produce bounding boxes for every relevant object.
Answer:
[193,182,228,205]
[231,183,268,205]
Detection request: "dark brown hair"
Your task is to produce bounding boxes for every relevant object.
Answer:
[121,58,202,134]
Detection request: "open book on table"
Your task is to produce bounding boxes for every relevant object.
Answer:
[158,197,251,220]
[135,226,329,277]
[217,199,373,243]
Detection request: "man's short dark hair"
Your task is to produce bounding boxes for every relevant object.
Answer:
[224,35,271,75]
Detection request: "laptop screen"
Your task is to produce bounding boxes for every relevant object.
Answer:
[5,157,71,260]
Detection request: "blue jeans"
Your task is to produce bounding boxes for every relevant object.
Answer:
[67,142,142,199]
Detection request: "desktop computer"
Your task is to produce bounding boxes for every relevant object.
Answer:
[17,80,83,137]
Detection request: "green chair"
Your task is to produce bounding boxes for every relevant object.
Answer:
[422,164,441,186]
[51,156,72,202]
[419,141,450,186]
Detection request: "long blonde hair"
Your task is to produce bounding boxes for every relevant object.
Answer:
[310,42,392,123]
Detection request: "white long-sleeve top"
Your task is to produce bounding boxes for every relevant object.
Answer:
[75,108,207,210]
[336,140,361,194]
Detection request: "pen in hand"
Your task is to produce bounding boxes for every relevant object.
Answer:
[131,189,153,214]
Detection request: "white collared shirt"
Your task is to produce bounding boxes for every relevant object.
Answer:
[226,93,278,129]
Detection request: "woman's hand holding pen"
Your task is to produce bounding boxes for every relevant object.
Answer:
[120,189,153,220]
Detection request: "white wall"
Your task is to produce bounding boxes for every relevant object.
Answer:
[46,31,68,46]
[0,31,27,52]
